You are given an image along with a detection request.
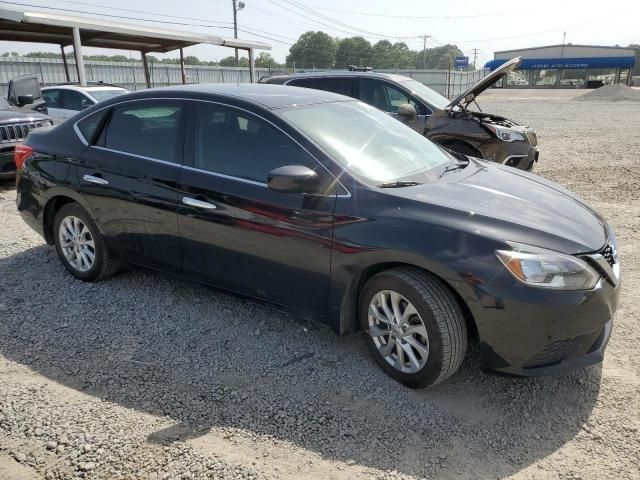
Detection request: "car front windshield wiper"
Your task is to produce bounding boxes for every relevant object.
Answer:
[377,180,423,188]
[438,159,469,178]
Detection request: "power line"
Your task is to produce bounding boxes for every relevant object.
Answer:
[298,3,547,20]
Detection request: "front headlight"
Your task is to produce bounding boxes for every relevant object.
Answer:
[495,242,600,290]
[485,124,526,142]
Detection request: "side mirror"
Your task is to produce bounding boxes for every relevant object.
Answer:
[17,94,34,106]
[268,165,318,194]
[397,103,417,123]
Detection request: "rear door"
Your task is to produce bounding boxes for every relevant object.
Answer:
[76,99,186,273]
[177,101,336,314]
[357,78,429,133]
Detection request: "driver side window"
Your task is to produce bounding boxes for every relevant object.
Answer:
[358,79,428,116]
[193,103,322,185]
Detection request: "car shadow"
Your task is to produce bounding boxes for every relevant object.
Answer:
[0,245,602,479]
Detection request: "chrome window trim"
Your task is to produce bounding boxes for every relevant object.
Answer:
[92,146,181,167]
[73,96,351,198]
[182,165,268,188]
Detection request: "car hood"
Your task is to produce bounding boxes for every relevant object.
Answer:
[446,57,522,110]
[0,107,51,124]
[390,159,607,254]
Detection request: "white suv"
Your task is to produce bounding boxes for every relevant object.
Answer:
[42,84,129,123]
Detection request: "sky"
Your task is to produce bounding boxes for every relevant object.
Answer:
[0,0,638,65]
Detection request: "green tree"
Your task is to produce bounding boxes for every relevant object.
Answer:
[219,56,237,67]
[335,36,372,69]
[183,55,200,65]
[415,44,464,70]
[255,52,278,68]
[286,31,336,69]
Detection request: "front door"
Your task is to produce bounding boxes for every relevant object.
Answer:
[178,102,336,314]
[76,99,186,273]
[358,78,429,133]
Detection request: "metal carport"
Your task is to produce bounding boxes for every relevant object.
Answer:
[0,7,271,87]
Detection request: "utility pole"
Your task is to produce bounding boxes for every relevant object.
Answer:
[561,31,566,58]
[422,34,431,69]
[471,48,479,70]
[232,0,245,66]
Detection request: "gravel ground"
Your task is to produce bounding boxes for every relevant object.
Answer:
[1,89,639,480]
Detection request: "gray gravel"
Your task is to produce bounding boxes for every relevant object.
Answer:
[1,89,639,479]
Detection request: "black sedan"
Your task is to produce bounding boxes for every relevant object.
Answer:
[16,84,620,388]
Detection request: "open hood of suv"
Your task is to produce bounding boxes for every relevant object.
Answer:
[446,56,522,110]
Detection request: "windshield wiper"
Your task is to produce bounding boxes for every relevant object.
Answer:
[439,159,469,178]
[377,181,422,188]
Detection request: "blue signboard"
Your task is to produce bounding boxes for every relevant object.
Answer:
[485,56,635,71]
[454,56,469,69]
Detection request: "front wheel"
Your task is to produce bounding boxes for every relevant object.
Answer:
[53,203,120,282]
[359,268,468,388]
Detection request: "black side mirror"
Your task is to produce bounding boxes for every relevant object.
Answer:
[17,94,34,106]
[397,103,417,123]
[268,165,318,194]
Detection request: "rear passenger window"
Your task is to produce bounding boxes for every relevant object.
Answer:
[194,103,318,184]
[101,102,184,163]
[289,77,354,98]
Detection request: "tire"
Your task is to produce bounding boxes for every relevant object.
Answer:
[359,267,467,389]
[442,141,481,158]
[53,202,120,282]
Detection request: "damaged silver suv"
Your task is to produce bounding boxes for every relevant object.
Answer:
[262,57,539,171]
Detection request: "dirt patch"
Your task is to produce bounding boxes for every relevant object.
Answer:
[573,84,640,102]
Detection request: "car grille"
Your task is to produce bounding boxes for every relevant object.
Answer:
[523,337,583,368]
[0,121,47,144]
[601,244,615,267]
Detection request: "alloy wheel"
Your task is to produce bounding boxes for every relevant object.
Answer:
[368,290,429,373]
[58,215,96,272]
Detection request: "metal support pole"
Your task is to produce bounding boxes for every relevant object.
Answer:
[72,26,87,86]
[141,51,151,89]
[249,48,255,83]
[180,48,186,84]
[233,0,239,66]
[60,44,71,82]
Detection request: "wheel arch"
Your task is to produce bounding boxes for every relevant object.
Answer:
[340,262,478,342]
[42,195,77,245]
[438,139,483,158]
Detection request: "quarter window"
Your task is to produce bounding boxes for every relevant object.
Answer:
[77,109,109,144]
[193,103,318,184]
[101,101,184,163]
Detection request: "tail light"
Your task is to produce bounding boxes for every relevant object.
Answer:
[14,144,33,170]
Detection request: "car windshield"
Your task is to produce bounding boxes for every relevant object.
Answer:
[400,79,450,110]
[279,101,453,185]
[89,89,129,102]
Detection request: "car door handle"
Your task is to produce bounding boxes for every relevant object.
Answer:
[83,174,109,185]
[182,197,217,210]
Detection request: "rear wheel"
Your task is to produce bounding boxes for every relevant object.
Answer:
[359,267,467,388]
[53,203,119,281]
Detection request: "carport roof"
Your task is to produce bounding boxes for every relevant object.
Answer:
[0,7,271,53]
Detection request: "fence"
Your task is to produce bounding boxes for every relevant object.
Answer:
[0,56,488,99]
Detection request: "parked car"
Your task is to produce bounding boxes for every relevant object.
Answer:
[42,83,129,123]
[1,75,53,179]
[16,84,619,388]
[262,57,539,171]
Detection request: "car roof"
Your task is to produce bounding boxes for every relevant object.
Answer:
[128,83,353,110]
[265,71,412,84]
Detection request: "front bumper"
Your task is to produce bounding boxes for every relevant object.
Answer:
[479,139,539,171]
[456,269,621,377]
